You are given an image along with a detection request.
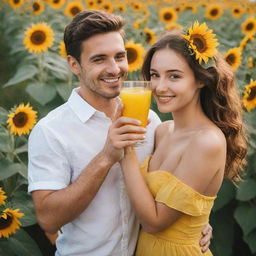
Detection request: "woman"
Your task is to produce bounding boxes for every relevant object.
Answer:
[119,22,247,256]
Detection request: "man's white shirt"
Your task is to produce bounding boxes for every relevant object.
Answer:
[28,88,161,256]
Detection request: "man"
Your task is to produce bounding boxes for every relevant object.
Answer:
[28,10,212,256]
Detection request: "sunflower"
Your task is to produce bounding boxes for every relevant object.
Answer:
[231,5,245,18]
[64,1,84,18]
[114,3,126,12]
[183,21,219,64]
[241,17,256,36]
[7,103,37,136]
[125,40,145,72]
[59,41,67,58]
[224,47,242,71]
[133,19,143,30]
[0,188,7,206]
[205,4,223,20]
[31,0,44,15]
[48,0,66,9]
[165,23,183,31]
[85,0,97,9]
[101,1,113,13]
[159,7,177,24]
[243,80,256,111]
[143,28,156,45]
[0,208,24,238]
[9,0,23,8]
[24,22,54,54]
[239,34,254,49]
[131,1,144,12]
[248,56,254,68]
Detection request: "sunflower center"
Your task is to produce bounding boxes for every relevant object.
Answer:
[13,112,28,128]
[103,5,109,10]
[164,12,172,21]
[210,8,218,16]
[246,23,254,31]
[226,53,235,65]
[248,86,256,101]
[191,34,207,53]
[145,32,152,43]
[14,0,20,4]
[89,1,93,6]
[0,214,13,230]
[234,8,240,14]
[118,7,124,11]
[33,2,40,11]
[53,0,60,3]
[71,7,81,16]
[126,47,138,64]
[31,30,46,45]
[97,0,102,4]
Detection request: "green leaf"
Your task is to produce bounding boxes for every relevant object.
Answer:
[243,229,256,254]
[0,229,42,256]
[0,106,8,125]
[15,143,28,154]
[3,65,38,88]
[210,204,234,256]
[212,179,236,212]
[236,178,256,201]
[0,132,12,153]
[0,159,20,180]
[234,202,256,236]
[56,83,73,101]
[12,190,37,227]
[26,83,56,106]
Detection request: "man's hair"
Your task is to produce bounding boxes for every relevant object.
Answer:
[64,10,125,62]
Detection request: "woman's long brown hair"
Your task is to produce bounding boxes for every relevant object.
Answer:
[142,32,248,182]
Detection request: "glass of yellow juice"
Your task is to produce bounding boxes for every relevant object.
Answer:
[120,81,152,145]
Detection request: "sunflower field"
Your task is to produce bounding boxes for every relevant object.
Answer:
[0,0,256,255]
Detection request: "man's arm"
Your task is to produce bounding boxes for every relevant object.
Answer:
[30,116,146,234]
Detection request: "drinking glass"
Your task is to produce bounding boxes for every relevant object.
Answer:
[120,81,152,145]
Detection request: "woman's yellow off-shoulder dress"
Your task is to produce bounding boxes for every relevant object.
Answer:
[135,156,216,256]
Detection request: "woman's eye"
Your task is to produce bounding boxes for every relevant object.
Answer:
[150,73,158,78]
[170,74,180,79]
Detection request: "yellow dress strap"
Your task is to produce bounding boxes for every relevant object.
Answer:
[155,174,216,216]
[140,155,152,178]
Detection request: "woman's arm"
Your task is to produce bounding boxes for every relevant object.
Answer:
[120,129,225,234]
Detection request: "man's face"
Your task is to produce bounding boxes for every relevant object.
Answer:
[70,32,128,101]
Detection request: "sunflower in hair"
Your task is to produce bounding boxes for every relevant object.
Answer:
[125,40,145,72]
[159,7,177,24]
[241,17,256,36]
[224,47,242,71]
[7,103,37,136]
[64,1,84,18]
[9,0,23,8]
[183,21,219,64]
[0,209,24,238]
[243,80,256,111]
[0,188,7,206]
[24,22,54,54]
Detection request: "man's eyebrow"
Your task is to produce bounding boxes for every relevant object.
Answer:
[89,54,106,61]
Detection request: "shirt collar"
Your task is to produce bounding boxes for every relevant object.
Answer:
[67,87,97,123]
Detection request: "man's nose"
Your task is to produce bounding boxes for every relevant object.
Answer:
[106,59,120,74]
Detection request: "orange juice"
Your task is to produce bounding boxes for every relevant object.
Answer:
[120,88,152,127]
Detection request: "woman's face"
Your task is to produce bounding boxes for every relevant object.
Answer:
[150,48,203,114]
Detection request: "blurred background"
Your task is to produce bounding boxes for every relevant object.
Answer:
[0,0,255,255]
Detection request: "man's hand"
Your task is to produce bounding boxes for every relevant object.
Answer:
[200,223,213,253]
[101,108,146,164]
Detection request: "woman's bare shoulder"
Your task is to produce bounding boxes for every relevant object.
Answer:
[155,120,174,143]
